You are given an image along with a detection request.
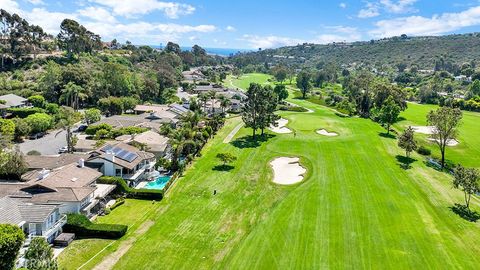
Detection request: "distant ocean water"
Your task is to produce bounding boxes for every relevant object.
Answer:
[149,45,251,57]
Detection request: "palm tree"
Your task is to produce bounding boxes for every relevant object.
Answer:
[60,82,87,110]
[180,111,201,127]
[56,106,82,153]
[208,90,217,114]
[198,93,209,114]
[218,95,231,114]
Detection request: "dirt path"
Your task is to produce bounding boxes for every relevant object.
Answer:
[91,220,155,270]
[223,123,244,143]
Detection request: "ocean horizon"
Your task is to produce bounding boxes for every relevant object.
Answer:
[148,45,252,57]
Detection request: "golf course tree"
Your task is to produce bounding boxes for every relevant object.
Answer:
[25,237,58,270]
[377,96,401,135]
[398,126,417,158]
[242,83,279,138]
[272,64,288,84]
[452,165,479,214]
[427,106,462,169]
[273,85,288,103]
[216,152,237,166]
[258,85,280,136]
[0,224,25,270]
[296,70,312,99]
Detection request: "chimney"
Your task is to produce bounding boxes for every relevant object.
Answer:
[105,150,115,162]
[78,158,85,168]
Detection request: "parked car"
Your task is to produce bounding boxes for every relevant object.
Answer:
[58,146,68,154]
[29,132,45,140]
[76,125,88,132]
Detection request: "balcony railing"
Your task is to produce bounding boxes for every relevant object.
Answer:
[42,215,67,238]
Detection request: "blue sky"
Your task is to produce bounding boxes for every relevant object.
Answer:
[2,0,480,49]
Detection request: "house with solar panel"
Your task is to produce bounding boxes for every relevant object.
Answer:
[86,142,157,187]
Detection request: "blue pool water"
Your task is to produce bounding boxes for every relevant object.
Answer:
[144,176,171,190]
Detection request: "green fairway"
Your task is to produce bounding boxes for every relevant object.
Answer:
[225,73,273,90]
[60,84,480,269]
[395,102,480,168]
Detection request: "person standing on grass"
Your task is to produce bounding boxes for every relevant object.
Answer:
[294,130,297,138]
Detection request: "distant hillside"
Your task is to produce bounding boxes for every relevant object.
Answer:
[230,33,480,70]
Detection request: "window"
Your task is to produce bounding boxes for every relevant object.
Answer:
[115,168,122,176]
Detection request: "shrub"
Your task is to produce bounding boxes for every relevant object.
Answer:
[417,145,431,155]
[97,176,163,200]
[278,105,308,112]
[110,198,125,210]
[27,150,41,156]
[63,213,127,239]
[85,123,112,135]
[7,107,44,118]
[0,224,25,270]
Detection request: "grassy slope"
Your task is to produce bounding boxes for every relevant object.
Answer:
[225,73,273,90]
[394,102,480,169]
[62,74,480,269]
[110,93,479,268]
[58,199,161,269]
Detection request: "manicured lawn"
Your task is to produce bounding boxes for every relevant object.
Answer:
[64,82,480,269]
[57,199,161,269]
[225,73,273,90]
[395,102,480,168]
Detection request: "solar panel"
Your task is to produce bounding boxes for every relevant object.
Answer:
[100,145,113,152]
[116,149,128,159]
[124,152,138,162]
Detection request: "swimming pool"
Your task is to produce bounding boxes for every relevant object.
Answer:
[144,176,171,190]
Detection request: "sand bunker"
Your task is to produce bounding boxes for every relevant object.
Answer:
[269,118,292,134]
[428,138,459,146]
[270,157,306,185]
[316,129,338,136]
[412,126,436,135]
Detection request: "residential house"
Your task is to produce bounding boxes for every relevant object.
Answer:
[0,197,65,243]
[115,130,169,158]
[0,161,115,216]
[0,93,28,108]
[24,153,90,170]
[93,105,188,132]
[86,142,157,187]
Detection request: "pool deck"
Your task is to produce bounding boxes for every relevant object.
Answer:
[135,181,148,189]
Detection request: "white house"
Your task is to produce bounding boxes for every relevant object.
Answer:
[0,197,66,243]
[86,142,157,187]
[0,160,115,216]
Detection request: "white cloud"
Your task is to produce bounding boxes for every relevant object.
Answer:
[78,6,117,23]
[369,6,480,37]
[27,0,45,5]
[339,3,347,8]
[380,0,417,14]
[358,2,380,18]
[89,0,195,19]
[83,21,216,43]
[0,0,21,13]
[314,26,361,43]
[226,25,236,32]
[241,34,304,49]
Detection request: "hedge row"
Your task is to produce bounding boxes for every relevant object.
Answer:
[110,198,125,210]
[7,107,44,118]
[98,176,163,200]
[63,213,127,239]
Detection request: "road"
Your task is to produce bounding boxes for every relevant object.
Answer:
[18,129,67,155]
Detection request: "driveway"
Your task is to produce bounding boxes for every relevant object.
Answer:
[18,129,67,155]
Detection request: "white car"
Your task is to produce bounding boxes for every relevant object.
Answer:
[58,146,68,154]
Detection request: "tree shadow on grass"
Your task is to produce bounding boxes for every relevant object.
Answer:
[379,132,396,139]
[212,164,235,172]
[395,155,416,170]
[230,134,276,149]
[450,204,480,222]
